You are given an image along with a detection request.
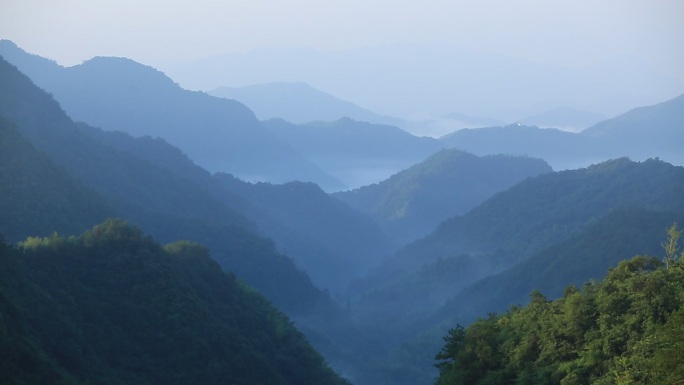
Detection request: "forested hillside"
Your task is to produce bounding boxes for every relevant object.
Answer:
[0,55,333,315]
[215,174,397,294]
[434,225,684,385]
[0,40,343,189]
[438,208,684,325]
[0,116,114,240]
[335,149,552,242]
[396,158,684,275]
[0,220,350,385]
[2,38,683,385]
[345,159,684,385]
[0,55,371,380]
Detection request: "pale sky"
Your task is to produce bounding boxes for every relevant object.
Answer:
[1,0,683,77]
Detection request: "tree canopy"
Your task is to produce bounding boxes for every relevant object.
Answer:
[434,224,684,385]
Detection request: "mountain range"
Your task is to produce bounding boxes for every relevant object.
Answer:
[0,40,345,190]
[347,158,684,384]
[165,43,683,121]
[2,38,684,385]
[440,94,684,171]
[0,220,349,385]
[209,82,404,127]
[334,149,552,243]
[263,117,444,188]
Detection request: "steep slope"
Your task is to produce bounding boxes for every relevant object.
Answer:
[264,117,444,189]
[349,161,684,385]
[215,174,397,294]
[0,55,378,380]
[396,158,684,275]
[209,81,404,126]
[0,220,349,385]
[439,208,684,325]
[435,247,684,385]
[0,55,330,316]
[334,149,552,242]
[0,116,115,241]
[349,158,684,346]
[0,40,344,190]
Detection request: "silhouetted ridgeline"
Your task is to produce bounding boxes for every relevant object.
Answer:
[0,40,344,190]
[334,149,552,243]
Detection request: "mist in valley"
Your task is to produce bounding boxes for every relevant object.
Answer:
[1,1,684,384]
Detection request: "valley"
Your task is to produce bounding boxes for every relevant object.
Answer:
[1,39,683,385]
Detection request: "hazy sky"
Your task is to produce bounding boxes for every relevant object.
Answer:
[2,0,683,77]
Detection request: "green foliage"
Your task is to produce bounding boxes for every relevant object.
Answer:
[0,221,349,385]
[0,115,114,242]
[0,55,334,320]
[435,227,684,385]
[335,148,551,243]
[662,222,682,268]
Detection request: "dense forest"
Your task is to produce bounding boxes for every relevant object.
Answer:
[435,225,684,385]
[0,219,349,385]
[1,40,684,385]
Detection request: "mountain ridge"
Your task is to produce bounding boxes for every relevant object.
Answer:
[0,41,345,190]
[210,81,405,126]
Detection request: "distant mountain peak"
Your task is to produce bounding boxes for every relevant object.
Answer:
[73,56,179,89]
[209,81,405,126]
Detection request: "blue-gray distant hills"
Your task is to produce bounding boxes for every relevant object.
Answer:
[263,117,444,189]
[518,106,606,131]
[209,81,405,126]
[440,93,684,170]
[0,40,345,191]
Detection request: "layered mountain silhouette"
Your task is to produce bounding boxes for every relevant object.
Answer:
[166,43,683,122]
[209,81,404,126]
[439,207,684,325]
[582,93,684,165]
[0,55,407,382]
[347,158,684,384]
[0,55,331,316]
[214,174,397,294]
[440,123,600,170]
[264,117,444,189]
[4,38,684,385]
[395,158,684,273]
[0,40,345,190]
[334,149,552,243]
[353,158,684,334]
[440,93,684,170]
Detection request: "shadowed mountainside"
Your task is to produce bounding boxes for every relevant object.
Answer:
[334,149,552,243]
[0,220,350,385]
[0,40,344,190]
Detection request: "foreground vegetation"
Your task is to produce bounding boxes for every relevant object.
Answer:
[435,225,684,385]
[0,219,349,385]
